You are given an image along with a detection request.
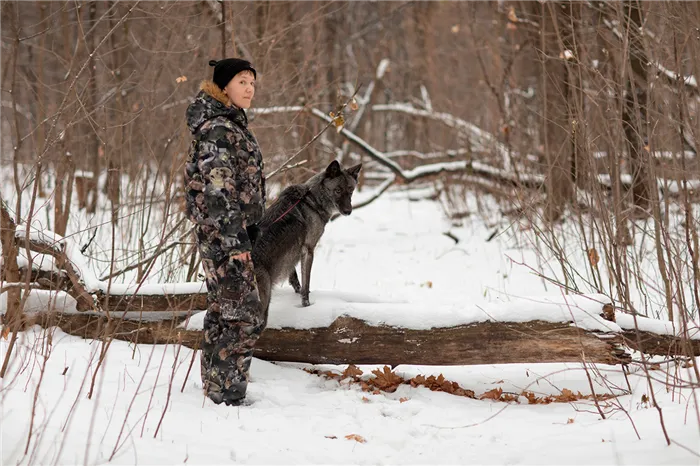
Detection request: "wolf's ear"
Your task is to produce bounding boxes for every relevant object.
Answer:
[346,163,362,181]
[325,160,341,178]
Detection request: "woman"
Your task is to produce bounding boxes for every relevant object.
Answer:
[184,58,265,406]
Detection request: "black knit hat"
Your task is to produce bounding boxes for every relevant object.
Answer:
[209,58,257,89]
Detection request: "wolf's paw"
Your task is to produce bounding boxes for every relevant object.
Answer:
[301,296,311,307]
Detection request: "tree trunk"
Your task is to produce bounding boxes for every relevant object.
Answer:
[0,200,22,329]
[536,2,574,222]
[0,199,23,378]
[622,0,652,212]
[53,4,73,236]
[85,2,100,214]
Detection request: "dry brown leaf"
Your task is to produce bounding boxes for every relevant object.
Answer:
[524,391,540,404]
[329,111,345,133]
[567,418,575,424]
[371,366,403,392]
[554,389,575,402]
[507,6,518,22]
[361,396,370,403]
[176,75,188,83]
[601,303,616,322]
[454,387,476,398]
[479,387,503,401]
[409,373,476,398]
[311,365,480,401]
[325,435,337,439]
[349,98,359,111]
[1,326,10,340]
[410,374,426,387]
[553,388,585,403]
[345,434,366,443]
[343,364,363,379]
[399,397,409,403]
[588,248,600,267]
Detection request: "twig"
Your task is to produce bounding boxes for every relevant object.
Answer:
[581,358,607,419]
[155,335,183,438]
[140,339,169,438]
[264,85,362,179]
[99,240,189,281]
[24,328,52,455]
[109,343,158,462]
[181,347,198,393]
[670,440,700,458]
[268,159,308,178]
[80,227,99,255]
[0,282,43,294]
[443,231,460,244]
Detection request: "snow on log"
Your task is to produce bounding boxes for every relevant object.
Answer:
[97,283,207,313]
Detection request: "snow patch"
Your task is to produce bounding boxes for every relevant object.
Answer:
[181,289,620,333]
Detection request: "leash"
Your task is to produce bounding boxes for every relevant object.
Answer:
[271,198,302,225]
[268,192,327,226]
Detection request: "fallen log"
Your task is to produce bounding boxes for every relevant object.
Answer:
[96,291,207,314]
[10,280,700,364]
[620,330,700,359]
[19,237,97,312]
[26,310,695,366]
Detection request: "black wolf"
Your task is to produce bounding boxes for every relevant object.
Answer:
[251,160,362,323]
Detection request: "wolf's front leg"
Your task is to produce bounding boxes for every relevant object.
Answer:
[288,268,301,294]
[300,247,314,307]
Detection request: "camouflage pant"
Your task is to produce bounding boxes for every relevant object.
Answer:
[194,225,265,406]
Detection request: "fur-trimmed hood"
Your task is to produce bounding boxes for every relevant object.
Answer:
[185,80,248,135]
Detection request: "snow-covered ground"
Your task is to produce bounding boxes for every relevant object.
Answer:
[2,188,699,464]
[2,326,698,465]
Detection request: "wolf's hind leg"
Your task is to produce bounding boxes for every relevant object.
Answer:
[255,269,272,328]
[288,268,301,294]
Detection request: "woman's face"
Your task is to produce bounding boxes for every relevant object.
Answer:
[224,70,256,109]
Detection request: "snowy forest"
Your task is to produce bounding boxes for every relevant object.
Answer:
[1,1,700,464]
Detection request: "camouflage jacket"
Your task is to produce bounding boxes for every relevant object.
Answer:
[184,80,265,253]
